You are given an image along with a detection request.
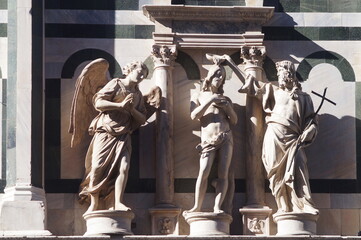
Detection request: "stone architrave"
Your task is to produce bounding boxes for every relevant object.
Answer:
[238,46,272,236]
[149,45,181,235]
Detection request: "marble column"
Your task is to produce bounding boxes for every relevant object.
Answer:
[0,0,51,235]
[149,45,181,235]
[239,46,272,236]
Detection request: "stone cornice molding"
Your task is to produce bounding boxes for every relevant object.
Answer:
[143,5,274,25]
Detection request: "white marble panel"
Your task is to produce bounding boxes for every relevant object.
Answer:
[266,13,361,27]
[342,13,361,27]
[302,64,356,179]
[304,13,342,27]
[45,10,154,25]
[0,38,6,79]
[266,13,305,27]
[331,194,361,209]
[341,209,360,236]
[317,208,341,235]
[0,10,6,23]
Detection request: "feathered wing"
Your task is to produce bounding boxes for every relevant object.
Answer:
[69,58,110,147]
[143,86,162,119]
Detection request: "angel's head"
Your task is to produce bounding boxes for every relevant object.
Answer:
[123,61,149,84]
[202,64,226,94]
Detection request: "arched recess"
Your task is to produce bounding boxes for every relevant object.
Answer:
[297,51,355,82]
[144,50,201,80]
[61,48,122,79]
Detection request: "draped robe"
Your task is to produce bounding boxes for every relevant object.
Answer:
[79,79,146,204]
[241,78,318,214]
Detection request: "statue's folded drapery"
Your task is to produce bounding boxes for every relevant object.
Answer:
[241,77,318,214]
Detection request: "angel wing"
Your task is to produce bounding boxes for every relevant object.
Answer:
[68,58,110,147]
[143,86,162,119]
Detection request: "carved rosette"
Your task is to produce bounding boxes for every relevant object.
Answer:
[152,45,177,67]
[248,217,265,234]
[241,46,266,67]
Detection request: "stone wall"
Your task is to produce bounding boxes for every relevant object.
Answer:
[0,0,361,236]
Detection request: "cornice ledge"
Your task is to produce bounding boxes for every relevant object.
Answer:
[143,5,274,24]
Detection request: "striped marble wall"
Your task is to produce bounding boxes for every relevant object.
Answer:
[0,0,361,235]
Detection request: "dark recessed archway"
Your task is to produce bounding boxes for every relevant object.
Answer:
[61,48,122,78]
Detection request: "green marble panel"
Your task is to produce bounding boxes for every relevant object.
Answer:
[279,0,300,12]
[135,25,155,39]
[0,0,6,9]
[319,27,349,40]
[301,0,328,12]
[115,25,135,39]
[329,0,361,12]
[350,28,361,41]
[45,0,139,10]
[0,24,6,37]
[296,27,320,40]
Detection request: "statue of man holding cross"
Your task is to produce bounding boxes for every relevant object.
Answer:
[239,60,319,215]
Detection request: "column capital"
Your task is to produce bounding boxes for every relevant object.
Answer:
[152,45,178,67]
[241,46,266,67]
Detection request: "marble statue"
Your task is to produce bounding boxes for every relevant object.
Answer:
[69,58,161,214]
[186,62,238,213]
[230,58,319,215]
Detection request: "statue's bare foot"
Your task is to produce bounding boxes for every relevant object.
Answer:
[213,208,224,214]
[115,203,131,211]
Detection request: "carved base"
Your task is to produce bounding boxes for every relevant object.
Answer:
[149,205,181,235]
[239,206,272,235]
[183,212,233,236]
[273,212,319,235]
[0,185,51,235]
[83,210,134,236]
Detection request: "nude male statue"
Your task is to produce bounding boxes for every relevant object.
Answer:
[187,64,237,213]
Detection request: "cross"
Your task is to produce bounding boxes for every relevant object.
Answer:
[311,88,337,114]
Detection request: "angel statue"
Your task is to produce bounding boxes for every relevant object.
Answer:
[69,58,161,214]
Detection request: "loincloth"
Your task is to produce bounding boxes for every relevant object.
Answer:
[196,130,232,153]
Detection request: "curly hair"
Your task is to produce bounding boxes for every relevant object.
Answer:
[122,61,149,78]
[276,60,301,90]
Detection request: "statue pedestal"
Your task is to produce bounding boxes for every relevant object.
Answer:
[273,212,319,235]
[183,212,232,236]
[83,210,134,236]
[239,206,272,235]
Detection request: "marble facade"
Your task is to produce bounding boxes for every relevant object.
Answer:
[0,0,361,237]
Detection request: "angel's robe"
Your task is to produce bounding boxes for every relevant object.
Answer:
[240,77,318,214]
[79,78,146,203]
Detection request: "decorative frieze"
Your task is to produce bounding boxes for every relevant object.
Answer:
[143,5,274,25]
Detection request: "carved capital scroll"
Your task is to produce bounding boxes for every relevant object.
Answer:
[241,46,266,67]
[152,45,177,67]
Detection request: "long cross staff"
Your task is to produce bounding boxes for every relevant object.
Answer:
[287,87,336,173]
